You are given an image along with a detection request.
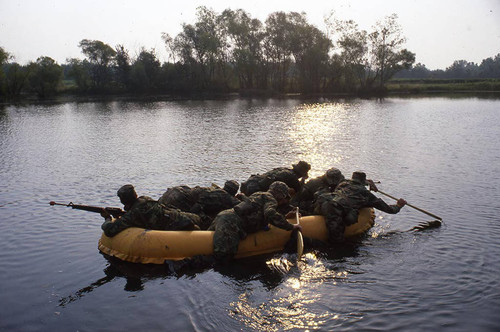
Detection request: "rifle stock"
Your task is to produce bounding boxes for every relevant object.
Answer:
[49,201,126,218]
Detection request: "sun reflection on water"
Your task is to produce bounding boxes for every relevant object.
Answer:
[229,252,354,331]
[288,102,356,177]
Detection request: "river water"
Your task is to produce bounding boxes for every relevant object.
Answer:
[0,96,499,331]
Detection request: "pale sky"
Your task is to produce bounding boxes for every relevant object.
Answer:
[1,0,499,70]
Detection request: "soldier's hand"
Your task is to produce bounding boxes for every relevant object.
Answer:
[293,224,303,232]
[367,179,378,192]
[396,198,407,208]
[100,209,111,220]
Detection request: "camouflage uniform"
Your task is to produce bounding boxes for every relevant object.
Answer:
[208,187,295,262]
[158,185,196,212]
[291,168,345,215]
[191,186,241,229]
[314,173,402,244]
[241,161,311,196]
[159,182,241,230]
[101,195,201,237]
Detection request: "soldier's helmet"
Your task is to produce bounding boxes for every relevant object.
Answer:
[325,167,345,187]
[269,181,291,200]
[351,171,367,184]
[117,184,138,205]
[292,161,311,177]
[223,180,239,196]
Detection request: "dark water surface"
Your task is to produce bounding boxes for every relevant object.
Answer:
[0,96,499,331]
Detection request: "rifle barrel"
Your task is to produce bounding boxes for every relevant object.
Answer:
[49,201,125,217]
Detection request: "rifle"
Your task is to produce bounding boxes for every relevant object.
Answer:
[49,201,126,218]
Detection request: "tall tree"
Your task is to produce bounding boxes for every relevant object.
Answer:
[78,39,116,89]
[263,12,294,92]
[27,56,63,97]
[0,47,13,97]
[478,54,500,78]
[445,60,478,79]
[3,63,30,98]
[368,14,415,87]
[114,44,131,90]
[170,6,228,90]
[161,33,178,64]
[286,13,331,92]
[0,47,10,65]
[329,17,369,90]
[221,9,264,89]
[129,48,161,92]
[66,58,91,91]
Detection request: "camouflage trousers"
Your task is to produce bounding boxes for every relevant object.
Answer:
[315,201,346,244]
[325,211,346,244]
[208,209,246,262]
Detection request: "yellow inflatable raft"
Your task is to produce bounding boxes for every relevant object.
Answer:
[98,208,375,264]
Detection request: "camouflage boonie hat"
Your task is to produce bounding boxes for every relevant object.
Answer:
[269,181,291,200]
[325,167,344,186]
[351,171,367,184]
[223,180,239,195]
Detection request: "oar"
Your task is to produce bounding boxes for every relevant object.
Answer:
[295,208,304,259]
[377,190,442,221]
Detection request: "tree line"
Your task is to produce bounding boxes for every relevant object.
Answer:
[394,55,500,80]
[0,7,498,100]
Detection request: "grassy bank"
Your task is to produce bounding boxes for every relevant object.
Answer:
[387,78,500,94]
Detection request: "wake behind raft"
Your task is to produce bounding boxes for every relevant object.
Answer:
[98,208,375,264]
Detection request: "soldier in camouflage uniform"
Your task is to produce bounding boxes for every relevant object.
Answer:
[208,181,302,263]
[158,180,241,230]
[101,184,201,237]
[291,167,345,215]
[240,161,311,196]
[158,185,195,212]
[314,171,406,244]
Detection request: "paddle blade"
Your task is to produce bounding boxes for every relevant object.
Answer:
[297,231,304,259]
[410,219,443,232]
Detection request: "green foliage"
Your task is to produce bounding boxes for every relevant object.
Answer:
[66,58,91,91]
[387,78,500,93]
[0,47,13,97]
[4,9,500,99]
[114,44,131,90]
[222,9,264,89]
[327,13,416,90]
[3,63,30,98]
[394,53,500,80]
[129,48,161,93]
[78,39,116,89]
[27,56,63,97]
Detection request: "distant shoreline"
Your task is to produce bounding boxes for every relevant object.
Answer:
[2,81,500,105]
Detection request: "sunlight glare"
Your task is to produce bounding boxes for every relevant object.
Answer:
[289,102,352,175]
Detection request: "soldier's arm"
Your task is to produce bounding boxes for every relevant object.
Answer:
[101,212,133,237]
[263,198,294,231]
[367,192,402,214]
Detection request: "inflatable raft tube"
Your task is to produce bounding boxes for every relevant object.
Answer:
[98,208,375,264]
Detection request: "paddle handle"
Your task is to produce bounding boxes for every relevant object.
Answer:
[377,190,442,220]
[295,208,304,259]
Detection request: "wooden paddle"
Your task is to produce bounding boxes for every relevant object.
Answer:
[295,208,304,259]
[377,190,442,221]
